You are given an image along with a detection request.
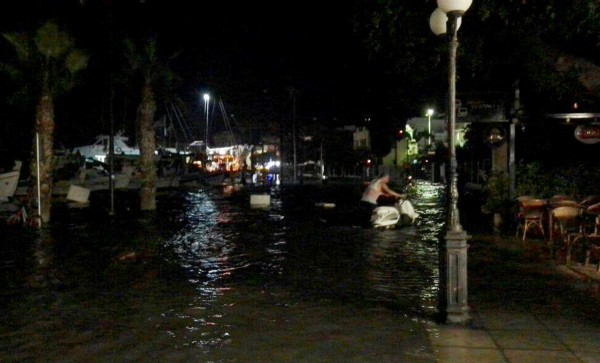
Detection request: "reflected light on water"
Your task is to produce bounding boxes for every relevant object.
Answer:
[0,180,449,361]
[167,192,236,295]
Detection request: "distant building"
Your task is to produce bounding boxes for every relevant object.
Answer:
[406,117,469,153]
[381,139,411,168]
[353,126,370,150]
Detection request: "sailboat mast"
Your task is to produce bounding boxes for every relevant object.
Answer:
[292,90,297,184]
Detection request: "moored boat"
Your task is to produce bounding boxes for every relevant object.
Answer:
[72,132,140,163]
[0,161,21,202]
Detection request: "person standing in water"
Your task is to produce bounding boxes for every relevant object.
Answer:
[359,173,405,223]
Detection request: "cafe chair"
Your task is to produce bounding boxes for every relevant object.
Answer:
[547,199,583,247]
[516,198,547,242]
[580,194,600,208]
[583,202,600,272]
[516,195,533,202]
[551,205,586,265]
[549,194,569,205]
[549,197,581,209]
[514,195,532,236]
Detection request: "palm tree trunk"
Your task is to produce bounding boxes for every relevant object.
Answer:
[31,88,54,223]
[139,82,157,211]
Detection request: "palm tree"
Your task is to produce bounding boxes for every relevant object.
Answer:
[3,21,88,223]
[123,37,176,210]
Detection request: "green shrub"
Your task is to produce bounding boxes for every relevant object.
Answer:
[482,171,512,214]
[515,161,599,200]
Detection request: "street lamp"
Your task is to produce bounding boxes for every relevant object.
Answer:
[430,0,472,325]
[426,108,435,146]
[203,93,210,149]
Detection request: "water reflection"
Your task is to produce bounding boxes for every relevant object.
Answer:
[0,180,445,361]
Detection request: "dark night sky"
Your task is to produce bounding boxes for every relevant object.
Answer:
[2,1,598,177]
[1,0,374,163]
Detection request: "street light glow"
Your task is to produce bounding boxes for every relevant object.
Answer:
[426,108,434,145]
[436,0,472,15]
[203,93,210,149]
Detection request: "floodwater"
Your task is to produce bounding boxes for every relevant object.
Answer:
[0,180,446,362]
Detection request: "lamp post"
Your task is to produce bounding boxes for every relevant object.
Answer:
[203,93,210,149]
[426,108,435,146]
[430,0,472,324]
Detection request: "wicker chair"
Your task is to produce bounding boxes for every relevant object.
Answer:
[516,198,547,242]
[551,205,586,265]
[580,194,600,208]
[584,202,600,272]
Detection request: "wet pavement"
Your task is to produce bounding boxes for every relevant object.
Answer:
[431,233,600,362]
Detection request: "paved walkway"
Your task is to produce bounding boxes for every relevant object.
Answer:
[427,233,600,363]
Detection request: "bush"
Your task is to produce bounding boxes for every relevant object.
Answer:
[482,171,512,214]
[516,161,600,200]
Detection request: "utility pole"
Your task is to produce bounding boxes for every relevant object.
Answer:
[509,81,519,199]
[291,89,297,184]
[107,4,115,216]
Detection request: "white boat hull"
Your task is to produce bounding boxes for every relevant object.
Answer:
[0,171,20,200]
[0,161,21,200]
[72,134,140,163]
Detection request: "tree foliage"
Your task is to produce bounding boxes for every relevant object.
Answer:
[3,21,88,101]
[353,0,600,114]
[2,20,87,222]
